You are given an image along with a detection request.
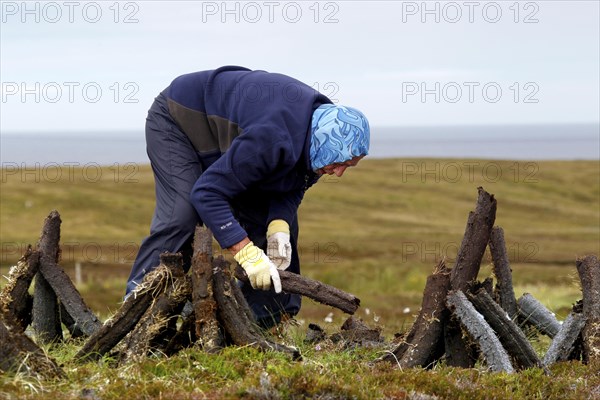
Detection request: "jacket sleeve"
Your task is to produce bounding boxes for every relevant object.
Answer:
[267,190,305,226]
[190,129,296,249]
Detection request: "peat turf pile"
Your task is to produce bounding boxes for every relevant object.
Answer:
[377,188,599,373]
[0,211,360,377]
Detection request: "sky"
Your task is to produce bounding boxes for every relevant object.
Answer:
[0,0,599,133]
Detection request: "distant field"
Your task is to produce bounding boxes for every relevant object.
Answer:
[1,158,598,330]
[1,158,599,398]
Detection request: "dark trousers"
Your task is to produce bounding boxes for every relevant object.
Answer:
[126,92,301,326]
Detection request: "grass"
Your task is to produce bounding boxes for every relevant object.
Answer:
[1,334,598,399]
[1,158,599,398]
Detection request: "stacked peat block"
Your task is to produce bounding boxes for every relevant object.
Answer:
[377,188,599,373]
[1,212,361,374]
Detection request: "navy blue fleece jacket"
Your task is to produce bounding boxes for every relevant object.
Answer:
[164,66,332,248]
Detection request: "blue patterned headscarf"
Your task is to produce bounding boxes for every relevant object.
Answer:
[309,104,370,171]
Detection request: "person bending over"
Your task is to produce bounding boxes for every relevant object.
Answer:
[126,65,370,327]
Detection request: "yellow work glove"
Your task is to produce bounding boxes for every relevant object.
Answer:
[234,242,282,293]
[267,219,292,270]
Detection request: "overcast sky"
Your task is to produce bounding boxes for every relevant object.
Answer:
[1,1,599,133]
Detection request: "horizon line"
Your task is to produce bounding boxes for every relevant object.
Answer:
[2,121,599,136]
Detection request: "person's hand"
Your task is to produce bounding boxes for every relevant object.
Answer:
[267,219,292,270]
[233,242,282,293]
